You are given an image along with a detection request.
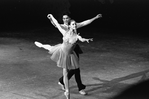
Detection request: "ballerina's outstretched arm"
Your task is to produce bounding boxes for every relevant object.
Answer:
[47,14,57,28]
[47,14,66,36]
[77,34,93,43]
[34,41,51,51]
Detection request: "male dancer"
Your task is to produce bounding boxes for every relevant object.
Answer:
[47,13,102,95]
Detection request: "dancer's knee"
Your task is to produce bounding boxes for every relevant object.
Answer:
[63,68,68,76]
[75,68,80,73]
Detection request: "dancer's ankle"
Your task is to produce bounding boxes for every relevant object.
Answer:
[65,89,69,92]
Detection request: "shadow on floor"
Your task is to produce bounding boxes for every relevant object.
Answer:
[70,69,149,98]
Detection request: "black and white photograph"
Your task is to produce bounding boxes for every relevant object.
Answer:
[0,0,149,99]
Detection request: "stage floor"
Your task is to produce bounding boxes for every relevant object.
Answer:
[0,35,149,99]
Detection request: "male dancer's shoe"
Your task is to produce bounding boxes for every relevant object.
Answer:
[79,84,87,95]
[58,82,65,91]
[79,89,87,95]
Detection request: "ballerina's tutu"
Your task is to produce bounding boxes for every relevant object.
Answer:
[34,41,65,67]
[34,41,79,69]
[49,43,79,69]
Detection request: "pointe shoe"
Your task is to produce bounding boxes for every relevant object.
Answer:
[34,41,42,48]
[58,82,65,91]
[64,91,70,99]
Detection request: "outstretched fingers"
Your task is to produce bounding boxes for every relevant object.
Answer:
[90,38,93,41]
[87,38,93,43]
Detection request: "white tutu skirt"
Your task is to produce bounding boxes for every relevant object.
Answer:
[49,43,79,69]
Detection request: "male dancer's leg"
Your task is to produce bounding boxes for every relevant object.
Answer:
[74,46,86,91]
[59,69,75,85]
[59,44,86,91]
[59,44,81,85]
[59,68,86,90]
[74,68,86,91]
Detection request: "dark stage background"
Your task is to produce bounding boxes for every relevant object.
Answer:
[0,1,149,99]
[0,0,148,38]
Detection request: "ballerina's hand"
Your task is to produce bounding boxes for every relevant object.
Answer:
[47,14,53,19]
[96,14,102,19]
[34,41,42,48]
[86,38,93,43]
[89,38,93,41]
[47,14,52,17]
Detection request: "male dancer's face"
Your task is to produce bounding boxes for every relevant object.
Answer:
[62,15,70,25]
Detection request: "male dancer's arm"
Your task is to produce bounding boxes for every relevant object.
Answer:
[74,14,101,56]
[76,14,102,29]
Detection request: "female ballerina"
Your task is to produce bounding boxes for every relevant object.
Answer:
[34,14,93,99]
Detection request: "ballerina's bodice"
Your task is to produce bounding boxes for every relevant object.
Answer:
[62,31,78,45]
[62,30,78,54]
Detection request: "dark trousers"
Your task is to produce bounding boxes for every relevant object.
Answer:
[59,44,86,91]
[59,68,86,91]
